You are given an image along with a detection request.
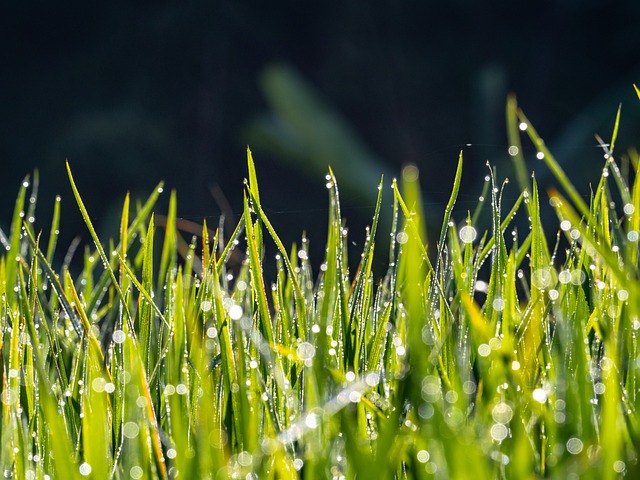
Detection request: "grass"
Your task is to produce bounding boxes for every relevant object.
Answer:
[1,91,640,479]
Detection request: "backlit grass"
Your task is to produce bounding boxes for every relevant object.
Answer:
[1,92,640,479]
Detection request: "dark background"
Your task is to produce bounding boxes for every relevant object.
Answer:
[1,1,639,267]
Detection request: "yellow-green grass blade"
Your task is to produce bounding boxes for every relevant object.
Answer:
[4,175,28,306]
[138,214,156,375]
[478,190,525,264]
[66,162,135,334]
[121,302,168,480]
[158,189,177,290]
[243,192,275,349]
[436,151,463,270]
[46,194,62,264]
[69,288,112,478]
[84,178,165,317]
[14,264,78,478]
[350,175,384,372]
[516,109,591,220]
[245,187,308,340]
[210,261,242,447]
[506,95,531,194]
[551,189,634,292]
[23,226,83,337]
[397,164,432,406]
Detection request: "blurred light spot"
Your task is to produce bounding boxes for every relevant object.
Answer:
[492,402,514,424]
[229,305,243,320]
[365,372,380,386]
[206,327,218,338]
[478,344,491,357]
[462,381,476,394]
[566,437,584,455]
[123,421,140,439]
[92,378,106,392]
[417,450,430,463]
[130,466,143,479]
[475,280,489,293]
[571,270,586,285]
[492,298,504,312]
[304,413,319,429]
[558,270,571,284]
[613,460,626,473]
[459,225,477,244]
[112,330,126,343]
[490,423,509,441]
[348,391,362,403]
[532,388,547,403]
[531,268,554,290]
[402,165,419,182]
[237,451,253,467]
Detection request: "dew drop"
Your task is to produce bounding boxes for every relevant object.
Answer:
[459,225,477,244]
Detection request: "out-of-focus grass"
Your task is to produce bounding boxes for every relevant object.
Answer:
[1,91,640,479]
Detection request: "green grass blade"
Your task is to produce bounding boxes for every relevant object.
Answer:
[66,161,135,333]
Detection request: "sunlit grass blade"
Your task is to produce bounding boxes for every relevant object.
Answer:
[506,95,530,194]
[158,189,177,289]
[2,94,640,479]
[46,194,62,264]
[516,109,591,220]
[64,271,112,479]
[4,175,29,306]
[66,162,135,333]
[23,226,84,337]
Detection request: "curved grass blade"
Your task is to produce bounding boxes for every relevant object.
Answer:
[66,161,135,334]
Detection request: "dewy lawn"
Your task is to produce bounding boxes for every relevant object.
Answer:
[1,93,640,479]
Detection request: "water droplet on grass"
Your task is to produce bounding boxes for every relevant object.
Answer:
[123,422,140,438]
[130,466,144,479]
[478,344,491,357]
[112,329,126,344]
[201,300,213,312]
[492,403,514,424]
[532,388,547,403]
[417,450,430,463]
[229,304,243,320]
[566,437,583,455]
[79,463,91,476]
[490,423,509,441]
[459,225,477,244]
